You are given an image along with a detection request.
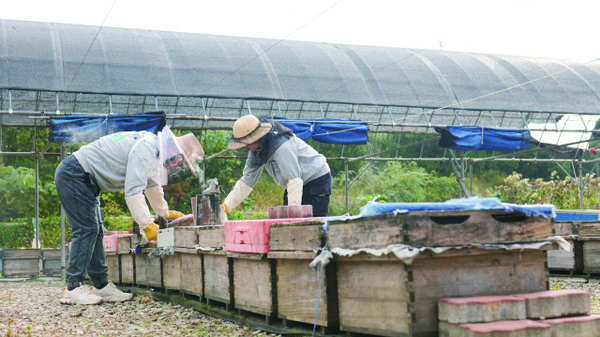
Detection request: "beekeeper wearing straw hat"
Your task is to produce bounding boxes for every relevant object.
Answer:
[220,115,331,222]
[54,126,203,305]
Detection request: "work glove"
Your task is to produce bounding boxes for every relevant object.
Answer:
[125,193,156,244]
[144,186,169,219]
[168,210,184,218]
[287,177,303,206]
[222,180,253,212]
[218,205,228,226]
[143,223,159,241]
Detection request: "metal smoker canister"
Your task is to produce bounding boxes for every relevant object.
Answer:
[195,193,220,226]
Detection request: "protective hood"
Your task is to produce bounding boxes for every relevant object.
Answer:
[155,126,204,185]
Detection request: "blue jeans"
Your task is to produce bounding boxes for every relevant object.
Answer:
[54,155,108,289]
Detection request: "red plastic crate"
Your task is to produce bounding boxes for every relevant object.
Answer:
[103,234,134,253]
[224,218,312,253]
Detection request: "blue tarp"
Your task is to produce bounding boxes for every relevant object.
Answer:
[48,112,166,143]
[275,117,369,145]
[435,126,530,152]
[358,197,556,218]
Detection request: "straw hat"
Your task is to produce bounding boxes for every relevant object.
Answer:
[228,115,272,150]
[175,133,204,176]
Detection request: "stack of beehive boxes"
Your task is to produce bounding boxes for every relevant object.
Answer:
[326,208,557,336]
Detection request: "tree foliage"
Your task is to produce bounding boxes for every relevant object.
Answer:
[491,172,600,209]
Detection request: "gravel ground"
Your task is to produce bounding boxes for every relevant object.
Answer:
[1,276,599,337]
[0,279,286,337]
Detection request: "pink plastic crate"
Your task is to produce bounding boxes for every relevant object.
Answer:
[224,218,312,253]
[103,234,134,252]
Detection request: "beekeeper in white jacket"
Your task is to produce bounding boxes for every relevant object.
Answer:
[220,115,331,222]
[54,126,203,305]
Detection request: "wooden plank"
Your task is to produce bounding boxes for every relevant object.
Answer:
[335,249,548,337]
[267,251,317,260]
[174,227,200,248]
[146,254,163,288]
[337,259,411,335]
[180,253,203,296]
[583,240,600,273]
[269,220,325,251]
[203,253,232,304]
[554,221,580,236]
[197,226,225,248]
[577,222,600,237]
[41,249,61,258]
[134,253,147,286]
[2,259,39,277]
[162,253,181,290]
[276,258,338,327]
[120,253,135,284]
[328,210,554,249]
[233,258,275,316]
[2,249,41,259]
[105,253,120,284]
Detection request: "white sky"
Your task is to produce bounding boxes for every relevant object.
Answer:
[2,0,600,63]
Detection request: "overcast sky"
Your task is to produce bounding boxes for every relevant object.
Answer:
[1,0,599,63]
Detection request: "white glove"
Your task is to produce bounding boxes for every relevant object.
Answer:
[218,205,228,226]
[287,177,303,206]
[144,185,169,219]
[125,194,154,229]
[222,180,253,213]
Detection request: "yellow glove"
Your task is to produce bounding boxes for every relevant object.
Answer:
[168,210,184,218]
[143,223,159,241]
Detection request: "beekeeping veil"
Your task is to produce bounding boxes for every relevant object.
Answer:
[156,126,204,185]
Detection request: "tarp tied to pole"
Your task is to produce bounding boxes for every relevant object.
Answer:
[435,126,530,152]
[275,117,369,145]
[47,112,166,143]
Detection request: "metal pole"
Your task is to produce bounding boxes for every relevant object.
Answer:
[34,123,40,248]
[345,160,349,215]
[579,161,584,210]
[60,144,67,281]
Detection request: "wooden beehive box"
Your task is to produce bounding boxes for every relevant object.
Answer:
[117,235,137,284]
[120,253,135,284]
[105,252,120,284]
[117,235,139,254]
[177,248,203,297]
[197,225,225,248]
[267,251,339,331]
[547,221,582,273]
[2,249,40,277]
[134,248,162,288]
[327,209,554,249]
[269,219,326,252]
[41,248,63,277]
[202,250,232,308]
[162,252,181,290]
[335,246,550,337]
[267,218,336,329]
[134,252,147,286]
[228,252,275,319]
[574,222,600,274]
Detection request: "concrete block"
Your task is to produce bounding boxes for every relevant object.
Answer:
[517,290,591,319]
[542,314,600,337]
[439,295,527,323]
[439,320,551,337]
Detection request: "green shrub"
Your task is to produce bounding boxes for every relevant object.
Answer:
[39,216,71,248]
[0,221,33,248]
